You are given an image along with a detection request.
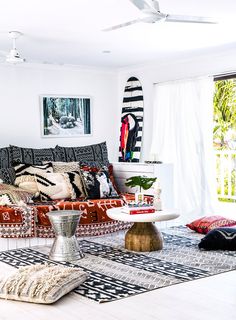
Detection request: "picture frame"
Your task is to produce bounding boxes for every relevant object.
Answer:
[40,95,92,138]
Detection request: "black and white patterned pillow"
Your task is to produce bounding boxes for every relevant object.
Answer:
[10,145,62,165]
[80,166,118,199]
[55,141,108,163]
[0,147,12,168]
[35,171,86,201]
[198,227,236,250]
[14,163,53,180]
[14,163,54,194]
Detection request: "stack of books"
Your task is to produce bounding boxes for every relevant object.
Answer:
[121,203,156,215]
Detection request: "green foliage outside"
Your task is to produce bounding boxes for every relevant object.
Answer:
[125,176,157,192]
[214,79,236,202]
[213,79,236,149]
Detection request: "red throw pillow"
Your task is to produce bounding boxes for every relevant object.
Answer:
[186,215,236,234]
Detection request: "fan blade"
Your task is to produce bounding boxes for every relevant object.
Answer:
[166,14,217,24]
[129,0,158,14]
[103,18,143,31]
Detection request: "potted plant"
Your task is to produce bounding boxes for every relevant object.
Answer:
[125,175,157,204]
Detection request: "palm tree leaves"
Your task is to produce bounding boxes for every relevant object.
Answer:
[213,79,236,149]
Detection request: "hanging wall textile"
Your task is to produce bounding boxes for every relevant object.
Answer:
[119,77,144,162]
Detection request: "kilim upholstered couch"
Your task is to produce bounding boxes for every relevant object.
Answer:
[0,142,136,239]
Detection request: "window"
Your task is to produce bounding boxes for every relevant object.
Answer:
[213,75,236,202]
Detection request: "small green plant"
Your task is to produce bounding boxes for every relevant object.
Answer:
[125,176,157,192]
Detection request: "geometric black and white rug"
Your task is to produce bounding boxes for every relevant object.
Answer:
[0,226,235,303]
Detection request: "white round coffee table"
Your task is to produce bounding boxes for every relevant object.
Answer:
[107,207,179,252]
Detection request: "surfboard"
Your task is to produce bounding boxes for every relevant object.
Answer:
[118,76,144,162]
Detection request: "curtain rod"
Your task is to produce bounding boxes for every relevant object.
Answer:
[153,75,211,85]
[153,71,236,85]
[213,72,236,81]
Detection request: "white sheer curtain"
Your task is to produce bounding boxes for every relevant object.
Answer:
[151,77,217,223]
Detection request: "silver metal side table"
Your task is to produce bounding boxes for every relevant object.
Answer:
[47,210,84,262]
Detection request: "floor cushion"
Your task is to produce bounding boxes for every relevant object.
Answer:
[198,227,236,250]
[0,264,88,304]
[186,215,236,234]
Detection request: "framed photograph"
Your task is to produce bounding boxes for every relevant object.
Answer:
[40,95,92,137]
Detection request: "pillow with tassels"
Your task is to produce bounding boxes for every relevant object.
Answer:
[0,264,88,304]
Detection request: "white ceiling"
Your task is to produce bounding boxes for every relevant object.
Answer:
[0,0,236,68]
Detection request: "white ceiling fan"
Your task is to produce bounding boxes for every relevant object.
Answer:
[104,0,217,31]
[0,31,25,64]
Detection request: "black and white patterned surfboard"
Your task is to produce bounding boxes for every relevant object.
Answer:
[119,77,144,162]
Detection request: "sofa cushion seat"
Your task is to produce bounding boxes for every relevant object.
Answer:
[0,195,140,238]
[0,205,36,238]
[34,197,129,237]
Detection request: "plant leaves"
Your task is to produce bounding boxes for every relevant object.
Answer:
[125,176,157,191]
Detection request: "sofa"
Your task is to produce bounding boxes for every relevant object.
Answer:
[0,142,138,239]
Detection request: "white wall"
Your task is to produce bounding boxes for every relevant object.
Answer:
[1,45,236,164]
[117,46,236,161]
[0,64,119,161]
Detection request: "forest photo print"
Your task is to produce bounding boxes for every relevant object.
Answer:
[41,96,91,137]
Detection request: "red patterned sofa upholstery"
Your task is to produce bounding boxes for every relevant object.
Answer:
[0,197,134,239]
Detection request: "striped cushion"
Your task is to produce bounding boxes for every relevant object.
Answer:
[14,163,54,194]
[35,172,71,201]
[35,171,86,201]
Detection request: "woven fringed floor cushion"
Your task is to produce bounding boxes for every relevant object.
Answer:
[0,264,88,304]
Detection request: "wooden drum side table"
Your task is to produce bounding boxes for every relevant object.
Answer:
[107,208,179,252]
[47,210,84,262]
